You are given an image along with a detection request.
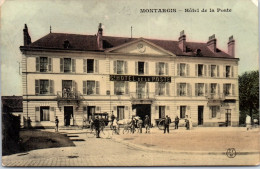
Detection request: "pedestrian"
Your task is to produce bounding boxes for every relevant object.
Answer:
[164,115,171,134]
[55,116,59,132]
[110,112,115,128]
[137,118,143,133]
[144,115,150,133]
[246,114,251,130]
[93,116,101,138]
[130,116,135,134]
[27,117,32,129]
[185,115,190,130]
[175,115,179,130]
[253,118,259,128]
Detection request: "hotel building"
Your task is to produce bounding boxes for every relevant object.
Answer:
[20,24,239,127]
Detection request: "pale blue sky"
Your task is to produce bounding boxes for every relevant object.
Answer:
[0,0,258,96]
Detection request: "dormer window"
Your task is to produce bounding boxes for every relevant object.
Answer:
[63,40,70,49]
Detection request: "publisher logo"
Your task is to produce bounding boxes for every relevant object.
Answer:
[226,148,236,158]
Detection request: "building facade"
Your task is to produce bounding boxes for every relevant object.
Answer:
[20,24,239,127]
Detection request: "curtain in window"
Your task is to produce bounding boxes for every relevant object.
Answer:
[180,64,186,76]
[198,83,204,96]
[87,81,95,95]
[40,57,48,72]
[137,82,146,97]
[114,81,125,95]
[211,84,216,94]
[117,61,124,74]
[158,83,165,95]
[211,65,216,77]
[180,83,186,96]
[158,62,165,75]
[226,84,231,95]
[64,58,71,72]
[40,80,49,94]
[180,106,186,118]
[117,107,124,120]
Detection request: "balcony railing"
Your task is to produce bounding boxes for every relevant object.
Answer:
[206,93,225,100]
[130,92,155,100]
[57,91,82,100]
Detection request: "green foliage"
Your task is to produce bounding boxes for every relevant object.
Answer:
[239,70,259,124]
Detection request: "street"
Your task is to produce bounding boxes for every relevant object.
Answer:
[2,128,260,166]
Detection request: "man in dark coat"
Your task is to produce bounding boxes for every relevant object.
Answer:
[144,115,151,133]
[175,116,179,130]
[93,116,101,138]
[164,115,171,134]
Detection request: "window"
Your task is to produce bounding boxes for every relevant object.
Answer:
[36,57,52,72]
[158,82,165,96]
[40,106,50,121]
[117,106,125,120]
[138,62,144,75]
[211,65,216,77]
[180,63,186,76]
[87,81,95,95]
[180,106,186,118]
[158,62,165,75]
[197,83,204,96]
[82,81,99,95]
[210,106,218,118]
[210,83,217,94]
[114,60,127,74]
[198,64,203,76]
[114,81,125,95]
[87,59,94,73]
[224,84,231,96]
[137,82,146,98]
[87,106,96,120]
[226,66,231,78]
[35,79,54,95]
[159,106,165,118]
[60,58,75,73]
[180,83,186,96]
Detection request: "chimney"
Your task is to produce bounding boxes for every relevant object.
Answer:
[97,23,103,50]
[178,30,186,52]
[23,24,31,46]
[207,34,217,52]
[228,35,235,57]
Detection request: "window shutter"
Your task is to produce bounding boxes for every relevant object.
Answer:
[95,60,99,73]
[232,84,235,96]
[113,106,117,111]
[145,62,149,75]
[187,83,191,96]
[217,106,221,119]
[50,107,55,122]
[146,83,149,94]
[155,106,158,111]
[83,81,87,94]
[83,59,87,73]
[195,83,198,96]
[166,83,170,96]
[135,62,138,75]
[125,106,128,110]
[35,107,40,122]
[48,58,52,72]
[96,81,100,95]
[155,82,158,95]
[124,61,128,74]
[208,65,211,77]
[204,65,207,76]
[205,83,208,96]
[156,62,159,75]
[136,82,138,94]
[217,65,219,77]
[209,107,212,119]
[223,84,226,95]
[60,58,64,72]
[223,66,226,77]
[50,80,54,94]
[177,63,180,76]
[35,80,40,95]
[231,66,234,77]
[72,80,76,93]
[165,63,169,75]
[177,83,180,96]
[195,64,198,76]
[113,60,117,74]
[125,82,129,94]
[96,106,101,112]
[36,57,40,72]
[72,59,76,73]
[186,64,190,76]
[217,83,220,94]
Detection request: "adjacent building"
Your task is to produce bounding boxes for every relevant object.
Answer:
[20,24,239,127]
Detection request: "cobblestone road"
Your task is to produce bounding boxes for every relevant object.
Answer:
[2,129,260,166]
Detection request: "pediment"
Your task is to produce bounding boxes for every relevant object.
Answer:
[105,38,175,56]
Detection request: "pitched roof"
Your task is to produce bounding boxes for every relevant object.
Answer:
[1,96,23,113]
[24,33,232,58]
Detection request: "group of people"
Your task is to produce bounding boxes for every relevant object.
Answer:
[62,87,73,98]
[163,115,192,133]
[129,115,151,134]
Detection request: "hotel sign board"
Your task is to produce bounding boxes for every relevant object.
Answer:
[110,75,171,82]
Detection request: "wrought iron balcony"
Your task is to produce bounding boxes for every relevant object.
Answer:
[57,91,82,100]
[206,93,225,100]
[130,92,155,100]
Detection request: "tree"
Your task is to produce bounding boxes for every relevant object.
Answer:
[239,70,259,124]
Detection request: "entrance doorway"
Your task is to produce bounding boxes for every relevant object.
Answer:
[198,106,204,125]
[132,104,151,126]
[64,106,73,126]
[87,106,95,120]
[226,109,231,126]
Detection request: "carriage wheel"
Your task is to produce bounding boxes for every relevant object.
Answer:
[158,120,165,130]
